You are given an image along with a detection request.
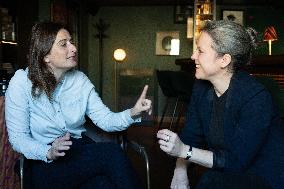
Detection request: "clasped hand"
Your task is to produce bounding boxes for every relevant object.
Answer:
[130,85,152,117]
[157,130,191,189]
[157,129,188,158]
[47,132,72,160]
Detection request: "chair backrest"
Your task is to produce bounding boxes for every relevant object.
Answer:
[84,117,122,143]
[169,71,194,101]
[156,70,178,98]
[156,70,194,100]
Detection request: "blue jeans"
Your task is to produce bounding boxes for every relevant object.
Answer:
[26,136,143,189]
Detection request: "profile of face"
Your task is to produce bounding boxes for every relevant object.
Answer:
[44,29,77,74]
[191,32,226,81]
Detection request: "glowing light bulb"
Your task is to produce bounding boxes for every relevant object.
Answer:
[113,49,126,61]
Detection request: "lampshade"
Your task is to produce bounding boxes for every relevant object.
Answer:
[263,26,278,41]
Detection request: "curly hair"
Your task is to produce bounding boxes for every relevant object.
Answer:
[27,21,65,100]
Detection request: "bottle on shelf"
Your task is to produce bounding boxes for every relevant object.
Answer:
[0,70,8,96]
[0,7,16,42]
[203,0,212,15]
[0,79,7,96]
[193,0,216,52]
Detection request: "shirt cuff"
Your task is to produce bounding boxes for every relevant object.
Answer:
[212,149,225,170]
[126,109,141,123]
[41,144,53,163]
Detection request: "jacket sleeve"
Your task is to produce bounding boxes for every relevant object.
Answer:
[213,90,273,172]
[179,80,206,148]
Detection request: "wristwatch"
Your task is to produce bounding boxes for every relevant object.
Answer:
[185,145,192,160]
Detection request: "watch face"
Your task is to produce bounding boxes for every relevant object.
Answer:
[185,147,192,160]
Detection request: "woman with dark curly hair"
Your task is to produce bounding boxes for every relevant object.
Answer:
[5,21,152,189]
[157,20,284,189]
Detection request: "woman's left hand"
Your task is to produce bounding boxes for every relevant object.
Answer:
[157,129,189,158]
[130,85,152,117]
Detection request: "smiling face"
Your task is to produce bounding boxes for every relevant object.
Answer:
[44,29,77,78]
[191,32,225,82]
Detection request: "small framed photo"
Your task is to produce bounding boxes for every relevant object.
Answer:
[174,5,193,24]
[222,10,244,25]
[156,31,179,56]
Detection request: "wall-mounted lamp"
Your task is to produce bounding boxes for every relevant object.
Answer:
[113,48,126,111]
[263,26,278,55]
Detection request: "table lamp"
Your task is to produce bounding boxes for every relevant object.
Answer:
[263,26,278,55]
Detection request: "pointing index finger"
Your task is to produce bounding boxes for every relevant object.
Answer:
[139,85,148,100]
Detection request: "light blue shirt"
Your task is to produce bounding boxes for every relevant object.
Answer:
[5,69,140,162]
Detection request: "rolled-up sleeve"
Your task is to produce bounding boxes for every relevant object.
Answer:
[86,85,140,132]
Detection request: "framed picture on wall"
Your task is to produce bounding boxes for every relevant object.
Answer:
[156,31,180,55]
[222,10,244,25]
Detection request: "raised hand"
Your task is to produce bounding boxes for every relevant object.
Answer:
[130,85,152,117]
[47,132,72,160]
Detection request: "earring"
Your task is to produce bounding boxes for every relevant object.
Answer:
[44,57,49,63]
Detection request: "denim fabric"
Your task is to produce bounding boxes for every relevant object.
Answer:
[5,69,140,162]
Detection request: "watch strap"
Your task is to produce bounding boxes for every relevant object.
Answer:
[185,145,192,160]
